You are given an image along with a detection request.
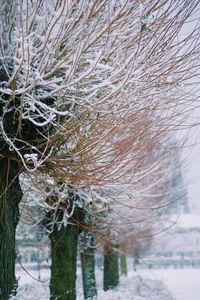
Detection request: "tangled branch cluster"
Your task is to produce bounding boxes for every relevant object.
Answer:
[0,1,200,239]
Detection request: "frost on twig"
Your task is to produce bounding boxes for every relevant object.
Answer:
[1,0,197,259]
[0,1,199,187]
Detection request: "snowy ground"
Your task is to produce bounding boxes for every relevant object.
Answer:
[12,264,200,300]
[138,268,200,300]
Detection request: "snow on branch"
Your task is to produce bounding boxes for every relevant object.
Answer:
[0,0,199,189]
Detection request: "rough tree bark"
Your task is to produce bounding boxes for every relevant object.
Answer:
[81,233,97,299]
[0,158,22,299]
[49,207,84,300]
[103,243,119,291]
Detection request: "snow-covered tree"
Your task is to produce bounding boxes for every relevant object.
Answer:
[0,0,200,298]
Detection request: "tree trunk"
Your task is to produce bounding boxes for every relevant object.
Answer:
[49,207,84,300]
[133,251,140,271]
[120,254,127,276]
[49,224,79,300]
[0,158,22,300]
[81,233,97,299]
[103,244,119,291]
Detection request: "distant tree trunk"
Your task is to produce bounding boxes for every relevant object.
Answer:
[49,207,84,300]
[120,254,127,276]
[81,233,97,299]
[103,243,119,291]
[0,158,22,299]
[133,251,140,271]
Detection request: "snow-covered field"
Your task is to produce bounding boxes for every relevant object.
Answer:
[139,268,200,300]
[12,265,200,300]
